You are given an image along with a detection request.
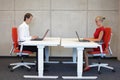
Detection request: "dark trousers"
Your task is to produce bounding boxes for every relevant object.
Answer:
[18,45,38,52]
[18,45,38,70]
[18,45,47,71]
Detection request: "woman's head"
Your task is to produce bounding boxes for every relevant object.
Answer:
[24,13,33,24]
[95,16,105,27]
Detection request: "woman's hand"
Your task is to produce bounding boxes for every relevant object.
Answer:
[83,38,94,41]
[83,38,90,40]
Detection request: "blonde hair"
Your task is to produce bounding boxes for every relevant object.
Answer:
[95,16,106,22]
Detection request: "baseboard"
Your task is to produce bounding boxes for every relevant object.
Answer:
[0,56,35,58]
[89,56,117,59]
[0,56,117,59]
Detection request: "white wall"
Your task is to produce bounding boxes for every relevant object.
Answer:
[0,0,119,57]
[117,0,120,60]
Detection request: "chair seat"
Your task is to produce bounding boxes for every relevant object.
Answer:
[88,50,108,54]
[88,50,108,57]
[14,49,33,54]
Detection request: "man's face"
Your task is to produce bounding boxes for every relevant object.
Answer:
[26,16,33,24]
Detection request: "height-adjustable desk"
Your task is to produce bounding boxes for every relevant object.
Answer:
[61,38,101,79]
[20,37,60,79]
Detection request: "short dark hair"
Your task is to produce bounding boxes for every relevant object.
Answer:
[24,13,33,21]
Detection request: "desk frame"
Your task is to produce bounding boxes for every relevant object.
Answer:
[61,38,100,79]
[24,45,58,79]
[62,48,77,64]
[62,47,97,79]
[20,38,60,79]
[45,46,59,64]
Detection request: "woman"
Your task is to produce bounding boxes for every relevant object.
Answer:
[83,16,106,71]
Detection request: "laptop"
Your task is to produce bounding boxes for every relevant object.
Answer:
[31,29,49,41]
[75,31,90,42]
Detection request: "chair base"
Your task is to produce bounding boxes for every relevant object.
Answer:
[9,62,35,71]
[89,63,115,73]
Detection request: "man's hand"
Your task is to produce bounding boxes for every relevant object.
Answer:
[32,36,39,39]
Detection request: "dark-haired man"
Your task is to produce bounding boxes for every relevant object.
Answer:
[18,13,38,41]
[18,13,38,71]
[18,13,48,71]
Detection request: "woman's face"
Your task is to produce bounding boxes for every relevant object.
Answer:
[95,17,102,27]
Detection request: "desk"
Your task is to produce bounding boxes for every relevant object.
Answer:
[62,38,77,64]
[61,38,101,79]
[20,37,60,79]
[44,46,59,63]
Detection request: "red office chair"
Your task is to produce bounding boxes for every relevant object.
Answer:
[88,27,115,74]
[9,27,35,71]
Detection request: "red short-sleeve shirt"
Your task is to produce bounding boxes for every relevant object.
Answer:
[93,26,105,52]
[94,26,104,39]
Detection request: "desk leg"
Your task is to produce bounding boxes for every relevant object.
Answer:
[62,48,97,79]
[24,46,58,79]
[62,48,77,64]
[73,48,77,63]
[45,46,59,63]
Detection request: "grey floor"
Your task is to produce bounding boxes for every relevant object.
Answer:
[0,57,120,80]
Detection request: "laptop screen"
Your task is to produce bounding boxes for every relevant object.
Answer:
[31,29,49,41]
[75,31,90,42]
[75,31,80,41]
[42,29,49,39]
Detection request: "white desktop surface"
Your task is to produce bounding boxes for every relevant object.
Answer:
[61,38,100,79]
[20,37,101,79]
[21,37,60,46]
[61,38,99,48]
[21,37,60,79]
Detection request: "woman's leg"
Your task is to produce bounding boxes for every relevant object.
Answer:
[84,50,89,68]
[83,50,90,71]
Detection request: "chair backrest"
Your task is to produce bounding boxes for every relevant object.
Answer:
[11,27,32,54]
[12,27,19,49]
[102,27,112,52]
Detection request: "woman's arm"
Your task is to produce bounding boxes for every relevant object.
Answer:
[84,31,104,42]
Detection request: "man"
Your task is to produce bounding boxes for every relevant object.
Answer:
[18,13,38,41]
[18,13,38,52]
[18,13,38,70]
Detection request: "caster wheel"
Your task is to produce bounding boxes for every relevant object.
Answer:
[8,65,11,68]
[21,66,24,69]
[98,71,101,74]
[112,69,116,72]
[10,69,14,72]
[27,69,31,71]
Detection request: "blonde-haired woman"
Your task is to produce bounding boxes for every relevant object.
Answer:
[83,16,106,71]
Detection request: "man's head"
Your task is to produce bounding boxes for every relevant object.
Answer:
[24,13,33,24]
